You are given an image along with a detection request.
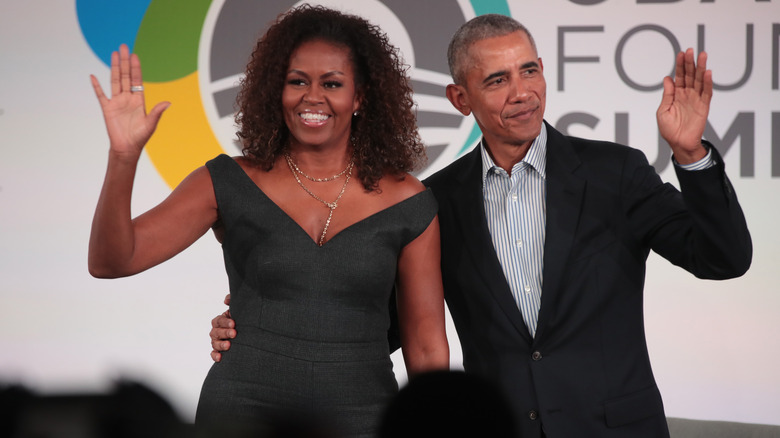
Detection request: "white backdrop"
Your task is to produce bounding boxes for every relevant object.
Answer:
[1,0,779,426]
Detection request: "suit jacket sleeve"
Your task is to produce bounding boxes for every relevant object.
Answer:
[623,141,752,279]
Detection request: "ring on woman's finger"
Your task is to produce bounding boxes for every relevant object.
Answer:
[130,85,144,92]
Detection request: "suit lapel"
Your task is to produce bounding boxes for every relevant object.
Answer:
[453,147,534,342]
[535,123,586,341]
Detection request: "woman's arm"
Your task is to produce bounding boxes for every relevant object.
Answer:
[88,165,218,278]
[88,44,217,278]
[396,215,450,377]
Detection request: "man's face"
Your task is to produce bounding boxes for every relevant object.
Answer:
[448,31,546,151]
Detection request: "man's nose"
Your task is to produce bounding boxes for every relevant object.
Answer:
[508,79,529,102]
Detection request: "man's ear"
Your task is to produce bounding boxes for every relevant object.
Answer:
[446,84,471,116]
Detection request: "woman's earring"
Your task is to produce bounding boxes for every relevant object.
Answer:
[353,111,359,117]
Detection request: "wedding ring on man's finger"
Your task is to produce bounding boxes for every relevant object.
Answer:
[130,85,144,92]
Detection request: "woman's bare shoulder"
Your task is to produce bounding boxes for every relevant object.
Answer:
[232,155,253,168]
[376,172,427,203]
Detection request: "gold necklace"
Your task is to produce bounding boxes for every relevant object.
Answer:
[284,153,351,182]
[285,153,355,246]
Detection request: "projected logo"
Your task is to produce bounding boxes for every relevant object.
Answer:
[78,0,511,187]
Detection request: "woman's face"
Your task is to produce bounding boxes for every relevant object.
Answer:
[282,39,361,151]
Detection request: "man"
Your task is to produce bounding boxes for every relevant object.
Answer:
[210,14,751,437]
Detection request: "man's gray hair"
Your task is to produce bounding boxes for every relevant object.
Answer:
[447,14,537,85]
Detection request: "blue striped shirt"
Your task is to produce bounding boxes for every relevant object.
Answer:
[480,125,714,337]
[481,127,548,337]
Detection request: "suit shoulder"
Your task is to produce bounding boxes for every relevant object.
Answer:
[563,134,648,166]
[565,134,632,153]
[423,149,477,190]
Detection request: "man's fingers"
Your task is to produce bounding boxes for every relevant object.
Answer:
[701,69,713,108]
[694,51,708,95]
[684,48,695,89]
[210,338,232,351]
[673,51,685,89]
[210,350,222,363]
[658,76,675,111]
[210,325,236,339]
[210,321,235,348]
[211,312,235,329]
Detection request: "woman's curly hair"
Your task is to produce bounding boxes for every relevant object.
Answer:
[235,5,426,191]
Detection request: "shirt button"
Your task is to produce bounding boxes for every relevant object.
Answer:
[516,239,523,248]
[529,410,539,420]
[511,193,518,202]
[532,351,542,361]
[524,285,531,294]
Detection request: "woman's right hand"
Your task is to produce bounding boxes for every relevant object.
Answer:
[90,44,169,160]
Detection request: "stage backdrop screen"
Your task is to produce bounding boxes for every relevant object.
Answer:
[1,0,778,425]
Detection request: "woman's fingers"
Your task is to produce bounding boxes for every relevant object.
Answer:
[119,44,132,94]
[90,74,108,106]
[109,50,120,97]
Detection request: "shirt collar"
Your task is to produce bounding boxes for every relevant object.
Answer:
[480,123,548,183]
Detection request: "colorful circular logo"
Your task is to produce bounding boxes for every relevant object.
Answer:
[78,0,511,188]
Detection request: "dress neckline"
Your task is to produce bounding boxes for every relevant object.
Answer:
[223,155,431,248]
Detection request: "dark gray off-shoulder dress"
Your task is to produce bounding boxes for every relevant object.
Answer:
[195,154,437,437]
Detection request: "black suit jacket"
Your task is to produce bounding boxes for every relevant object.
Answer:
[422,122,752,437]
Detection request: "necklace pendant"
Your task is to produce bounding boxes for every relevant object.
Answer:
[285,152,355,247]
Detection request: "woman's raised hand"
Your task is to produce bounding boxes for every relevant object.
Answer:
[90,44,169,160]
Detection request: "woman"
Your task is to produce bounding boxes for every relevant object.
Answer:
[88,5,449,437]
